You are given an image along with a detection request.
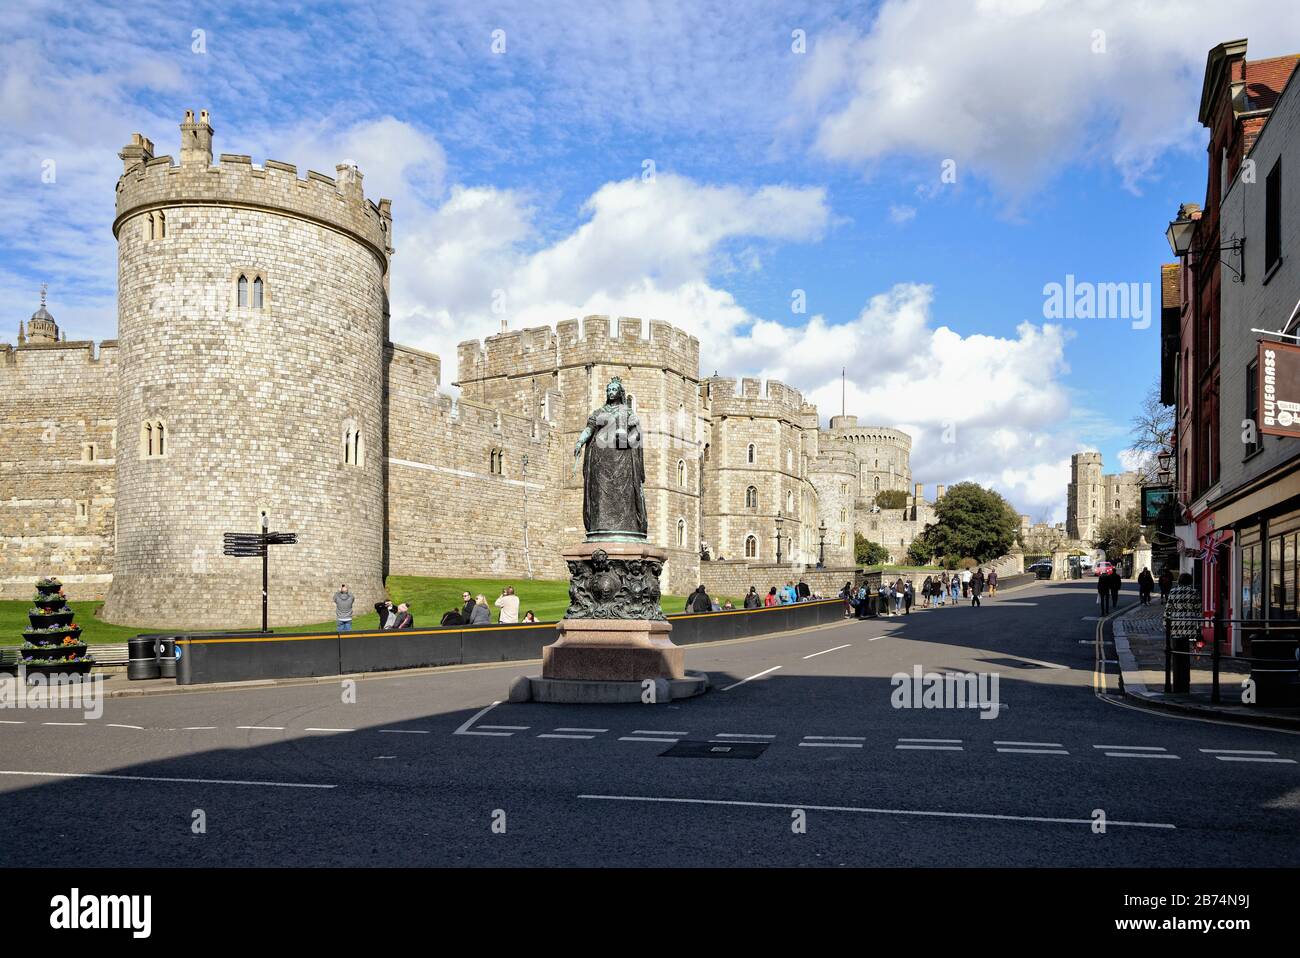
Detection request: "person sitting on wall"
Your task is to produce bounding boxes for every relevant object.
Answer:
[375,599,396,629]
[461,591,476,623]
[469,594,492,626]
[522,610,538,623]
[744,586,762,609]
[797,580,811,601]
[722,600,734,609]
[441,608,466,626]
[765,587,779,607]
[392,602,414,630]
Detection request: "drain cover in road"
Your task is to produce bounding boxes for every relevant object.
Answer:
[660,740,768,760]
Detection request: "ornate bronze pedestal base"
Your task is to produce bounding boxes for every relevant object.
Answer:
[540,541,685,683]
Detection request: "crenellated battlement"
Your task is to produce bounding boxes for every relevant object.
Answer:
[456,315,699,385]
[114,112,392,270]
[0,339,118,375]
[824,422,913,450]
[705,375,807,420]
[808,450,858,474]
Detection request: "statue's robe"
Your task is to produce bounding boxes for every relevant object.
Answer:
[582,402,647,537]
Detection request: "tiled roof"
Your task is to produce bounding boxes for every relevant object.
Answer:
[1244,55,1299,111]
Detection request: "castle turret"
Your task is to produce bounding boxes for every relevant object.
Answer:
[101,111,390,628]
[23,285,59,345]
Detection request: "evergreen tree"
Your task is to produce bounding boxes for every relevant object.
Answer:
[909,482,1019,563]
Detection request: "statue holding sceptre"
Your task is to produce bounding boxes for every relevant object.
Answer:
[571,377,648,542]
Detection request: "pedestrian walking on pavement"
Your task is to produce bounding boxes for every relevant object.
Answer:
[1138,567,1154,606]
[970,568,984,607]
[1097,569,1112,614]
[1158,567,1173,604]
[903,580,914,614]
[987,569,998,597]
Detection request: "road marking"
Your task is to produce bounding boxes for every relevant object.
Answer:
[996,748,1069,755]
[619,736,678,743]
[1093,745,1166,751]
[182,726,217,731]
[1104,752,1180,759]
[375,756,396,760]
[896,745,964,751]
[633,730,688,736]
[799,741,863,748]
[576,794,1175,830]
[454,700,504,736]
[714,733,776,739]
[805,735,866,741]
[899,738,962,743]
[304,727,353,733]
[538,733,595,740]
[995,741,1063,748]
[42,722,85,727]
[479,725,529,731]
[0,721,26,725]
[1198,748,1276,755]
[868,636,886,642]
[236,726,285,731]
[803,644,851,659]
[555,727,608,733]
[106,724,144,730]
[721,666,781,691]
[1213,755,1297,764]
[379,729,430,734]
[0,769,334,789]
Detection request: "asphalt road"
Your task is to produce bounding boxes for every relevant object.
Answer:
[2,578,1297,867]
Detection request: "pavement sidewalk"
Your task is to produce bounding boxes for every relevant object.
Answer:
[1111,600,1300,730]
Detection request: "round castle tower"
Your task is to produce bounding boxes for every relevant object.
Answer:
[808,451,858,568]
[101,111,393,628]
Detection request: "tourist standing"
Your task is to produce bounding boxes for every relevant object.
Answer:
[688,585,712,613]
[333,584,354,633]
[987,569,998,598]
[797,579,811,601]
[936,573,946,607]
[375,599,396,629]
[971,568,985,607]
[1158,567,1173,604]
[461,591,476,623]
[893,578,905,614]
[960,567,972,598]
[1138,567,1154,606]
[494,586,520,624]
[765,587,779,607]
[903,580,914,614]
[921,576,932,609]
[1097,568,1112,614]
[745,586,762,609]
[1108,565,1123,610]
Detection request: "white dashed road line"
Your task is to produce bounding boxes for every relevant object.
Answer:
[995,741,1063,748]
[714,733,776,739]
[182,726,217,731]
[633,730,687,736]
[802,644,851,659]
[799,740,863,749]
[538,733,596,740]
[721,666,782,691]
[997,748,1069,755]
[236,726,285,731]
[379,729,429,734]
[555,727,608,733]
[899,738,962,743]
[42,722,85,727]
[619,736,678,743]
[897,744,964,751]
[1093,745,1167,751]
[106,724,144,730]
[304,728,353,733]
[805,735,867,741]
[1199,748,1277,755]
[1211,755,1297,764]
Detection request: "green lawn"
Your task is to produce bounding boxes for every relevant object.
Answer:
[0,576,739,645]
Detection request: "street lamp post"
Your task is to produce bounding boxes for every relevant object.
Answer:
[818,520,827,568]
[774,511,784,565]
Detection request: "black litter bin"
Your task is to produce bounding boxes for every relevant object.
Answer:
[1170,632,1191,693]
[127,635,160,681]
[155,636,177,679]
[1249,634,1300,706]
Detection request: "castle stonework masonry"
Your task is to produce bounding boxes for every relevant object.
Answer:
[1065,451,1140,544]
[1,113,954,625]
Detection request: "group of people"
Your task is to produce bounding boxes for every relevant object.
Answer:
[686,580,822,614]
[1095,565,1125,614]
[330,584,538,632]
[841,567,993,618]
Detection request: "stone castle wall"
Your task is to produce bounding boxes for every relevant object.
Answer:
[0,341,119,599]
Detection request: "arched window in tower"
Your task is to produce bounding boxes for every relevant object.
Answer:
[489,449,498,475]
[874,476,880,491]
[237,275,249,308]
[840,509,846,523]
[839,531,846,547]
[676,518,686,548]
[253,276,264,308]
[786,449,793,472]
[140,422,151,458]
[745,486,758,510]
[344,429,354,465]
[677,459,686,488]
[745,535,758,558]
[747,443,755,464]
[354,430,364,467]
[156,421,165,456]
[787,491,794,514]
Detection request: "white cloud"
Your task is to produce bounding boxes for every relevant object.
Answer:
[888,203,916,224]
[793,0,1300,196]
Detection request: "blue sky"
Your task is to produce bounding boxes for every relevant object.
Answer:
[3,0,1299,519]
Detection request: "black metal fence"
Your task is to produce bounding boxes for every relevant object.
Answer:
[1164,615,1300,706]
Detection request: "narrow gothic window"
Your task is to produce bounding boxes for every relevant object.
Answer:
[745,535,758,558]
[677,460,686,487]
[747,443,755,464]
[156,421,165,456]
[253,276,264,308]
[746,486,758,509]
[676,519,685,548]
[354,430,363,466]
[237,275,249,307]
[156,210,165,239]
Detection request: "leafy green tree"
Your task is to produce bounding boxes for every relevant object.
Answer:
[909,482,1019,563]
[1093,508,1145,562]
[906,538,934,566]
[875,489,908,509]
[855,534,890,566]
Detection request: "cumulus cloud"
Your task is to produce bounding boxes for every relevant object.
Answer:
[793,0,1300,196]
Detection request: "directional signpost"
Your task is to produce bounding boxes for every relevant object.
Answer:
[222,517,298,632]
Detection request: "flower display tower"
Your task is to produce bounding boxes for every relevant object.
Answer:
[21,577,93,675]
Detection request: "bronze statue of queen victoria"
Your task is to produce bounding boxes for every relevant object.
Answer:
[573,377,648,542]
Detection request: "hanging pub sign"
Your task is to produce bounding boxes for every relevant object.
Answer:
[1141,485,1175,526]
[1259,340,1300,438]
